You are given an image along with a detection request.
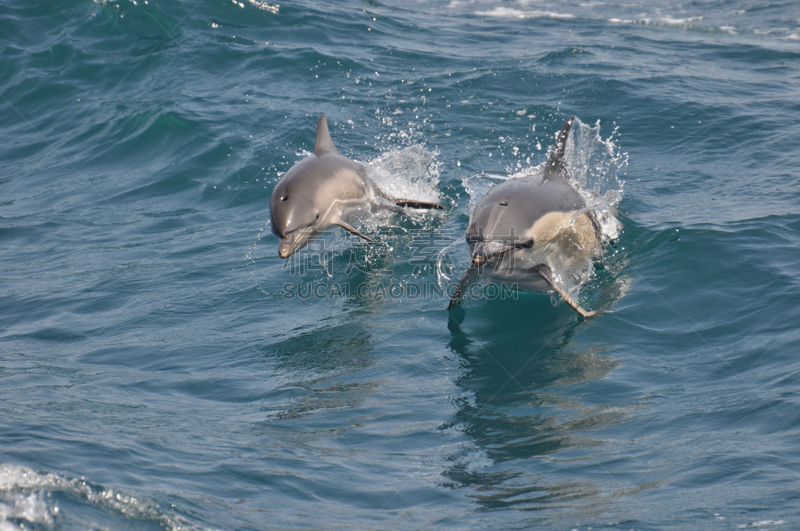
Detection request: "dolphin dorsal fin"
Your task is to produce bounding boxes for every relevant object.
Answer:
[314,115,339,156]
[543,115,575,181]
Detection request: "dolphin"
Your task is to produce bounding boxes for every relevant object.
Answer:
[447,116,606,317]
[271,115,442,258]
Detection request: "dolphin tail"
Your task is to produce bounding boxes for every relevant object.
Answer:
[447,262,480,310]
[373,182,443,210]
[534,263,595,318]
[392,200,443,210]
[543,115,575,181]
[336,220,374,242]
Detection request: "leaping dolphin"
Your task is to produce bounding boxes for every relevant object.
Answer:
[447,116,608,317]
[271,115,442,258]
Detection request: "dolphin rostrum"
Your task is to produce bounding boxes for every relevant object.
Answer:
[271,115,442,258]
[447,116,608,317]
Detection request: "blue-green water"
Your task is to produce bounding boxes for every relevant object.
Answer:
[2,0,800,529]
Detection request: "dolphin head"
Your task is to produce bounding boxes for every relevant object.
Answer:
[270,168,323,258]
[465,187,535,266]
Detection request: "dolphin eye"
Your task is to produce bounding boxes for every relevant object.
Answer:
[315,212,320,220]
[499,201,508,206]
[518,239,534,249]
[280,196,288,201]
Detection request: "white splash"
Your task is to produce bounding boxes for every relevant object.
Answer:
[737,521,786,529]
[608,15,703,27]
[476,7,575,19]
[247,0,279,13]
[564,117,626,243]
[365,145,441,206]
[0,491,56,530]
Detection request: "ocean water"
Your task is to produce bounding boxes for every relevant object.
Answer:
[2,0,800,529]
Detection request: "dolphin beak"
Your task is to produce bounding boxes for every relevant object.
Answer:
[470,252,487,266]
[278,227,316,258]
[470,238,534,264]
[470,241,510,264]
[278,238,294,258]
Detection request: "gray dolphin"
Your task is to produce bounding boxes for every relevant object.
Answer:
[448,116,606,317]
[271,115,442,258]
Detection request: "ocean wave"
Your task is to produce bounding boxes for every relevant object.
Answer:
[0,464,213,531]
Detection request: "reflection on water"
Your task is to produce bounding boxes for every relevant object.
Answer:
[262,315,377,423]
[445,297,625,516]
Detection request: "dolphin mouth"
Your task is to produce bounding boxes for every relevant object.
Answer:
[470,239,533,264]
[278,227,317,258]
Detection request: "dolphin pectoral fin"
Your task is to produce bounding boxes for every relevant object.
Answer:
[535,263,596,318]
[336,220,373,242]
[447,263,479,310]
